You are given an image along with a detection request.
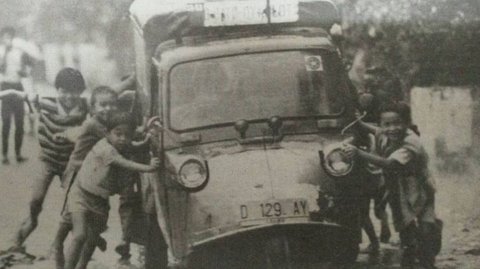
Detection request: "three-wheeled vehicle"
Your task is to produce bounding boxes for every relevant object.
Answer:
[128,0,369,267]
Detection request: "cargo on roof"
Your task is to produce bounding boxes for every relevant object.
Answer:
[129,0,340,40]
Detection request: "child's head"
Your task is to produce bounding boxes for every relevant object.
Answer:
[379,102,412,142]
[91,86,118,122]
[55,68,86,110]
[105,112,135,152]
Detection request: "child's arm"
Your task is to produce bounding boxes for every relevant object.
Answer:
[112,155,160,173]
[52,126,83,142]
[0,89,27,100]
[357,120,380,135]
[343,144,403,169]
[111,73,136,95]
[354,110,380,134]
[131,132,151,148]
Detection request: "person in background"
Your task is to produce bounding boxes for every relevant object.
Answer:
[9,67,89,252]
[344,102,439,269]
[0,89,27,100]
[0,26,33,164]
[63,112,159,269]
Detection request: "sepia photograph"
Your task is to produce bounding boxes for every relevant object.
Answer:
[0,0,479,268]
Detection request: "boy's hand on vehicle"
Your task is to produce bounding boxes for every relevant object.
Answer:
[168,249,184,268]
[342,143,358,158]
[149,157,161,169]
[355,109,363,119]
[135,125,146,134]
[144,132,152,142]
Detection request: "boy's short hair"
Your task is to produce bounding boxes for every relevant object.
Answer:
[379,101,421,136]
[90,86,117,107]
[105,111,135,132]
[55,67,86,94]
[0,27,15,37]
[379,101,412,124]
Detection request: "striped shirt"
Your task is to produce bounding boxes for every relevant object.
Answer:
[35,96,88,173]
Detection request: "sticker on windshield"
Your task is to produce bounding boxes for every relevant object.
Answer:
[305,56,323,71]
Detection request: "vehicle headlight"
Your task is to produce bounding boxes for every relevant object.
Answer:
[178,159,209,191]
[320,147,354,177]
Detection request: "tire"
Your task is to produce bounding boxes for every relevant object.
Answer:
[333,242,359,266]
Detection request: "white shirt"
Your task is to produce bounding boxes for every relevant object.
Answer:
[0,45,26,83]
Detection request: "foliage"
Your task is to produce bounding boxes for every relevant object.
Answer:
[338,0,480,87]
[3,0,480,86]
[30,0,129,42]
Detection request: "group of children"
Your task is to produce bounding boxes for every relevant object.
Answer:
[6,67,159,269]
[345,101,441,269]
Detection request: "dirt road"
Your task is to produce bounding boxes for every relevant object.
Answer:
[1,132,480,268]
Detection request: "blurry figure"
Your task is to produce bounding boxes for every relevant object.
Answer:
[21,75,37,136]
[0,26,33,164]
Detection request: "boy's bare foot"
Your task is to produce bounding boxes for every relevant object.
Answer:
[2,157,9,165]
[16,155,28,163]
[117,257,131,266]
[115,241,130,258]
[96,236,107,252]
[360,242,380,254]
[380,227,391,243]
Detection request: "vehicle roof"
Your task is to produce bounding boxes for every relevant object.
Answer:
[130,0,340,45]
[153,34,336,68]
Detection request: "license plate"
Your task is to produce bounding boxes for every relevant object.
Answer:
[203,0,299,27]
[239,198,309,226]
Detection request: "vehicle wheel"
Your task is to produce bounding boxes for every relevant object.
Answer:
[145,214,168,269]
[332,242,359,266]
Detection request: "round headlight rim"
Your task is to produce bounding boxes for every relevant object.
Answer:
[320,148,354,178]
[177,159,209,192]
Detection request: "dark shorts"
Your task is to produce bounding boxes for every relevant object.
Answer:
[360,173,387,220]
[68,184,109,233]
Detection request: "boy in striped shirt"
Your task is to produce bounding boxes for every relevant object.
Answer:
[11,67,89,251]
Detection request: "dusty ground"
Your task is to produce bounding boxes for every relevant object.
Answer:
[0,119,480,268]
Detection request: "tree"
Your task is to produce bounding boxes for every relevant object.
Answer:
[337,0,480,87]
[31,0,134,74]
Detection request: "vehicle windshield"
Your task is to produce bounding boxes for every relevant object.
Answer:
[169,50,345,130]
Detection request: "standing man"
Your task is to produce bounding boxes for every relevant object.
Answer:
[0,26,32,164]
